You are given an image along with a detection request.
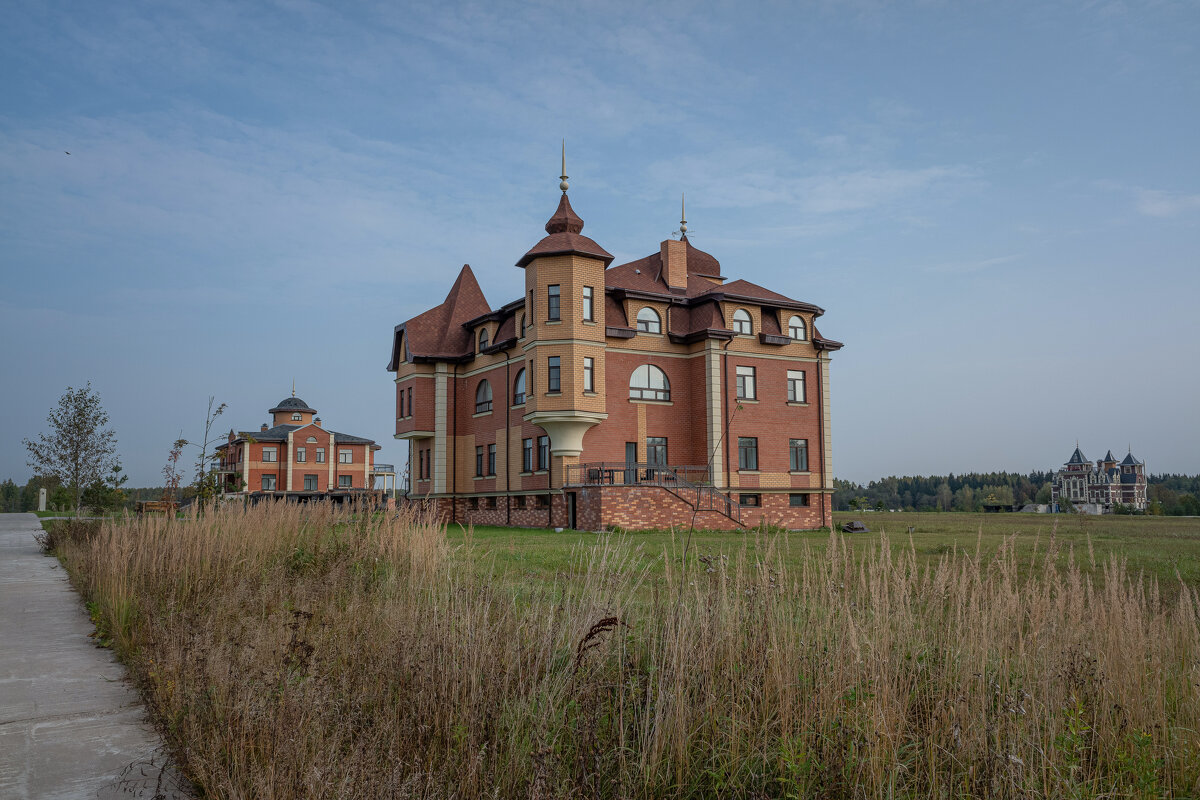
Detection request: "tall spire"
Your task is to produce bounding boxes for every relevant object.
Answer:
[559,139,569,193]
[680,193,687,236]
[291,379,296,398]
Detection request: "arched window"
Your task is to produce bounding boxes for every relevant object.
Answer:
[630,364,670,401]
[475,380,493,413]
[732,309,752,335]
[513,368,526,405]
[292,413,302,421]
[306,436,318,443]
[518,313,526,337]
[636,307,661,334]
[788,315,806,341]
[478,328,489,351]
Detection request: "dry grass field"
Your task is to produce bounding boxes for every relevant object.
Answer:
[47,505,1200,799]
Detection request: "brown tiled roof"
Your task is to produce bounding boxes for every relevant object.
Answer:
[517,194,614,268]
[682,236,722,277]
[719,279,798,305]
[760,308,782,336]
[389,265,491,365]
[604,293,629,327]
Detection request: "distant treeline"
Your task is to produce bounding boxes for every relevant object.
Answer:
[0,476,192,513]
[833,472,1200,516]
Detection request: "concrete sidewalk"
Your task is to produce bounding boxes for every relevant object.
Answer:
[0,513,190,799]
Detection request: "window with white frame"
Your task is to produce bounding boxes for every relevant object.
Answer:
[262,474,276,491]
[732,308,752,335]
[304,474,318,491]
[788,315,807,341]
[636,307,661,333]
[787,370,806,403]
[582,286,594,321]
[339,449,352,464]
[338,475,352,488]
[262,447,277,463]
[292,413,302,421]
[316,448,325,463]
[475,380,493,413]
[296,447,306,463]
[630,364,670,401]
[583,357,595,392]
[735,366,756,400]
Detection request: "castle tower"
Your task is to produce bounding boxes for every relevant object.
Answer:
[515,152,612,485]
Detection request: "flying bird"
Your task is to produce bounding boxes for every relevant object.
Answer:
[65,151,70,155]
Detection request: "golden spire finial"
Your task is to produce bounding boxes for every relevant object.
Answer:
[559,139,569,193]
[680,192,687,235]
[291,379,296,398]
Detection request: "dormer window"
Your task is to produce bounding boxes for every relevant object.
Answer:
[788,315,806,341]
[636,307,661,334]
[732,309,752,335]
[478,328,489,352]
[292,413,302,421]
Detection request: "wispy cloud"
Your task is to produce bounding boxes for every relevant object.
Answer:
[922,254,1023,274]
[1134,188,1200,218]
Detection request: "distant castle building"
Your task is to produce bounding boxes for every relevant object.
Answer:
[1050,446,1146,513]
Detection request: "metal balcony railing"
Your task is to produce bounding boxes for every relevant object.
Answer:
[372,464,396,474]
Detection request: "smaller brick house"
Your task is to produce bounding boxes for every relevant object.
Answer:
[213,393,383,499]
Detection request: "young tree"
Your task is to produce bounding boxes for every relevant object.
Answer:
[23,383,118,517]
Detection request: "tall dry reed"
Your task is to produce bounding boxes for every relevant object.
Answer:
[56,506,1200,799]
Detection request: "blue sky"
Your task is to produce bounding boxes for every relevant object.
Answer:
[2,0,1197,487]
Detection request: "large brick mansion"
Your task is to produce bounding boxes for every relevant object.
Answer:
[1050,445,1147,513]
[388,173,842,530]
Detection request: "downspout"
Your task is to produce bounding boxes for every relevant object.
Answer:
[505,352,511,526]
[452,362,458,525]
[816,351,826,528]
[722,334,733,494]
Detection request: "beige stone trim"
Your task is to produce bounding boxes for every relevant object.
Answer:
[286,431,295,491]
[705,340,724,487]
[821,353,833,490]
[327,432,336,488]
[433,364,449,494]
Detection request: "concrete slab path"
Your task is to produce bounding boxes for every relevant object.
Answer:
[0,513,191,799]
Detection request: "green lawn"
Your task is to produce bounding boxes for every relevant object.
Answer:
[444,511,1200,595]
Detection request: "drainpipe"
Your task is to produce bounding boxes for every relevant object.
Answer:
[452,362,458,525]
[505,353,511,526]
[722,335,733,494]
[816,351,826,528]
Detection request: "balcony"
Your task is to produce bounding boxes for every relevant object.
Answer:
[371,464,396,475]
[209,461,241,474]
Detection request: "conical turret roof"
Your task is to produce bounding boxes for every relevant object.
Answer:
[517,192,613,268]
[1067,446,1088,465]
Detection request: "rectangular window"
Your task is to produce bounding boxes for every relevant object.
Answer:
[789,438,809,472]
[738,437,758,471]
[789,493,810,507]
[735,366,756,400]
[338,475,353,488]
[522,438,533,472]
[262,474,276,491]
[547,284,560,321]
[739,493,761,507]
[316,448,325,463]
[339,449,353,464]
[583,357,594,392]
[424,449,431,479]
[407,387,412,416]
[787,370,806,403]
[417,450,424,480]
[582,286,594,321]
[399,391,405,418]
[647,437,667,467]
[547,356,561,392]
[537,435,550,470]
[296,447,306,463]
[304,474,318,491]
[262,447,277,463]
[487,443,496,476]
[476,446,484,477]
